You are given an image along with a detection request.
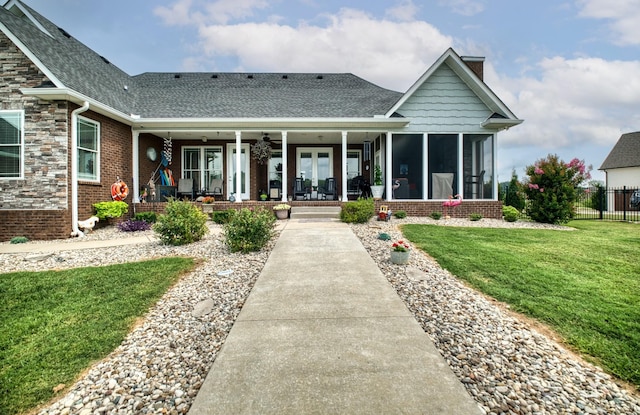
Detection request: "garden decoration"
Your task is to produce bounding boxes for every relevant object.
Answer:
[390,240,410,264]
[442,194,462,218]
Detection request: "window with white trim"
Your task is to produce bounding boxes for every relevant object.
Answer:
[77,117,99,181]
[0,111,23,178]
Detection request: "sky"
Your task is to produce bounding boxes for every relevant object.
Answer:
[21,0,640,183]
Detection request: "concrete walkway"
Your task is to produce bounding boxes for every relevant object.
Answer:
[189,219,482,414]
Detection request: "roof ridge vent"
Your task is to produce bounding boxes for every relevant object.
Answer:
[174,74,181,79]
[58,27,71,38]
[247,74,254,79]
[100,56,110,64]
[211,74,218,79]
[316,75,323,79]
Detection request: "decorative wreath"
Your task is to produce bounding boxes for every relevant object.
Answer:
[251,139,272,165]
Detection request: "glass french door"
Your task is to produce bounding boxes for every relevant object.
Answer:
[296,148,333,190]
[226,143,250,200]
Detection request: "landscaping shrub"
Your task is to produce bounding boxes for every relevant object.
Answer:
[502,205,519,222]
[212,209,236,224]
[133,211,157,223]
[223,207,275,253]
[524,154,591,224]
[504,170,526,212]
[118,219,152,232]
[469,213,483,221]
[92,201,128,220]
[393,210,407,219]
[10,236,28,244]
[430,211,442,220]
[340,197,375,223]
[153,199,209,245]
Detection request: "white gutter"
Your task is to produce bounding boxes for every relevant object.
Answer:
[71,101,90,237]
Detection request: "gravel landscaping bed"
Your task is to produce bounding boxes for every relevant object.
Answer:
[2,218,639,414]
[351,217,640,415]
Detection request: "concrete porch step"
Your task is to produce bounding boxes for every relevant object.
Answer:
[290,206,341,219]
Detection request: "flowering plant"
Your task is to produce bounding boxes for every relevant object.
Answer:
[392,240,410,252]
[201,196,215,204]
[273,203,291,211]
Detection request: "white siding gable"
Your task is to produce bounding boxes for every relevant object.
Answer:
[395,63,493,133]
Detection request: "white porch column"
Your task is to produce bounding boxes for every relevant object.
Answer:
[422,133,428,200]
[132,129,140,203]
[235,131,242,202]
[281,131,288,201]
[385,132,392,200]
[341,131,348,201]
[457,133,463,196]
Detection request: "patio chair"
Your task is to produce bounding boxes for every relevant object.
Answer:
[177,178,194,200]
[321,177,337,200]
[465,170,485,199]
[293,177,307,200]
[207,178,224,198]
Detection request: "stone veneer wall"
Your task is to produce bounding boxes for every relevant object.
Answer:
[0,34,134,241]
[0,33,69,211]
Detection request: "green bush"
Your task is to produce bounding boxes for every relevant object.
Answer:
[430,211,442,220]
[212,209,236,224]
[340,198,375,223]
[93,201,129,220]
[223,207,275,253]
[524,154,591,224]
[504,170,526,211]
[133,211,157,223]
[502,205,519,222]
[153,199,209,246]
[469,213,483,221]
[393,210,407,219]
[10,236,29,244]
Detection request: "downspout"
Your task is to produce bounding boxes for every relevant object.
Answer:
[71,101,90,237]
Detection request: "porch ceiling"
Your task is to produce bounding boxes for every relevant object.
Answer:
[140,129,386,145]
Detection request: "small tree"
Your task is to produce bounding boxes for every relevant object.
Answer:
[504,170,525,212]
[524,154,591,224]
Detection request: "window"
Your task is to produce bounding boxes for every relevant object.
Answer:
[182,146,223,192]
[428,134,458,199]
[463,134,493,199]
[0,111,23,178]
[77,117,99,181]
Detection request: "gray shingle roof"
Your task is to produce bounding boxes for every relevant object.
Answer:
[600,131,640,170]
[0,1,403,119]
[132,72,403,118]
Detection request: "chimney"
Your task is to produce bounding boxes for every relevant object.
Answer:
[461,56,484,80]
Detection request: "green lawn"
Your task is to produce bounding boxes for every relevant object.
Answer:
[0,257,196,415]
[401,221,640,389]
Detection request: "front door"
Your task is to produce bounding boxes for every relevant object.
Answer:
[296,148,333,192]
[226,143,250,200]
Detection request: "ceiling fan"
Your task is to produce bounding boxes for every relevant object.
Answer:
[261,132,282,143]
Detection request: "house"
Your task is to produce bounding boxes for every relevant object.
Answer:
[599,131,640,211]
[600,131,640,188]
[0,0,522,241]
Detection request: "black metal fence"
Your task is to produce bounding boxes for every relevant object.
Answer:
[574,186,639,221]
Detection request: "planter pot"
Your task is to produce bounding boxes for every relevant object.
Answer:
[390,250,410,265]
[275,209,289,220]
[370,185,384,200]
[202,204,214,213]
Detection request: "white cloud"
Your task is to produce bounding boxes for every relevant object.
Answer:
[496,57,640,157]
[438,0,484,16]
[577,0,640,45]
[194,7,452,91]
[385,0,420,22]
[154,0,270,26]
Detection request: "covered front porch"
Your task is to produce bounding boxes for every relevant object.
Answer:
[132,127,497,206]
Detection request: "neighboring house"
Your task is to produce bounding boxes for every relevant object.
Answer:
[599,131,640,211]
[600,131,640,188]
[0,0,522,241]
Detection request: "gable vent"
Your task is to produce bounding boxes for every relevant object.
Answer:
[58,27,71,38]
